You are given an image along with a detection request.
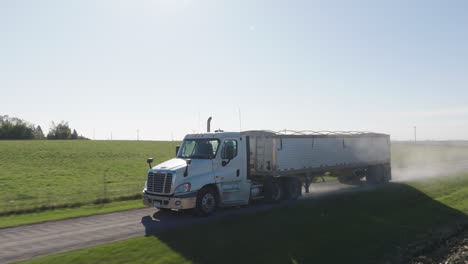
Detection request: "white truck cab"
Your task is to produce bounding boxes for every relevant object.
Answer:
[143,132,251,215]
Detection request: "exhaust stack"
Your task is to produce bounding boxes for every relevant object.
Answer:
[207,117,212,132]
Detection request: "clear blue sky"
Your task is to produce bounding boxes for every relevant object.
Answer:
[2,0,468,140]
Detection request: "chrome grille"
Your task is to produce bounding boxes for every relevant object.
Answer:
[147,172,173,194]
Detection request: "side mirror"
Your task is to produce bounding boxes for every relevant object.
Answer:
[184,159,191,177]
[175,145,180,157]
[221,145,235,167]
[147,158,153,169]
[224,146,235,159]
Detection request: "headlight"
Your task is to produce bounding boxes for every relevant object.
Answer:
[174,183,191,193]
[144,181,147,190]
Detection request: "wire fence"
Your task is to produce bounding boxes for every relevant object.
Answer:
[1,180,145,215]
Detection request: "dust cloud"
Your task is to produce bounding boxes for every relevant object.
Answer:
[391,141,468,181]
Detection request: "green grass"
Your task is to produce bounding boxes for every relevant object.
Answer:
[0,140,177,214]
[411,173,468,212]
[1,140,467,229]
[0,200,145,229]
[20,172,468,264]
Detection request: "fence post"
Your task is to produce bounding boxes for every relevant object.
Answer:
[103,170,108,201]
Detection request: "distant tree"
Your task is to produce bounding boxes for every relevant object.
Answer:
[78,134,90,140]
[71,129,78,140]
[0,115,35,139]
[34,125,45,139]
[47,121,72,140]
[0,116,87,140]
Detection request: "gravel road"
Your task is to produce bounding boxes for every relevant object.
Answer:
[0,181,372,264]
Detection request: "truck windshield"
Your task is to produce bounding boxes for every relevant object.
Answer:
[177,139,220,159]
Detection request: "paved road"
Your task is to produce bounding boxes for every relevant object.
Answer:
[0,181,373,263]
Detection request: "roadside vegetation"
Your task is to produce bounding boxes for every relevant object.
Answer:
[20,172,468,264]
[0,200,144,228]
[0,140,176,223]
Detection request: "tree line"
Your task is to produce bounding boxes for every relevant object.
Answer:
[0,115,88,140]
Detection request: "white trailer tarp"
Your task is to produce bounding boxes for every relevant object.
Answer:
[276,136,390,171]
[245,131,390,175]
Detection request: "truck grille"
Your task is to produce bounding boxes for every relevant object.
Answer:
[147,172,173,194]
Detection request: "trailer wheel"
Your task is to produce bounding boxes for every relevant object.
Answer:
[383,164,392,182]
[366,166,377,184]
[194,186,218,216]
[366,165,386,184]
[283,178,301,200]
[264,179,283,203]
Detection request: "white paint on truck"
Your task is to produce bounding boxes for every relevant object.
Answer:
[142,130,391,215]
[249,132,390,172]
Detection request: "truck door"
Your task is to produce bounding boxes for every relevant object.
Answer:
[216,137,250,205]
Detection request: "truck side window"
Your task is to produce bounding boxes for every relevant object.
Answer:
[221,140,238,159]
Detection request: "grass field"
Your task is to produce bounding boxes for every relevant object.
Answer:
[0,200,143,228]
[0,140,177,215]
[20,172,468,264]
[1,140,468,228]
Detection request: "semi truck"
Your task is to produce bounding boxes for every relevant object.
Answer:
[142,120,391,216]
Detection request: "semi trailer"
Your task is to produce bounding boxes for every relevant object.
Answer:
[142,122,391,216]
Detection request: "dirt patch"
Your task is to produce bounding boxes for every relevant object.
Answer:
[411,228,468,264]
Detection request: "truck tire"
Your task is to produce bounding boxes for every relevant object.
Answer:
[366,166,378,184]
[283,178,301,200]
[366,165,386,184]
[194,186,218,216]
[264,179,283,203]
[377,164,390,184]
[383,164,392,182]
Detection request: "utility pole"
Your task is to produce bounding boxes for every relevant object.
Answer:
[137,129,140,141]
[414,126,417,142]
[93,128,95,140]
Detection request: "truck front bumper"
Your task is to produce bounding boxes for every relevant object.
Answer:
[142,191,197,210]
